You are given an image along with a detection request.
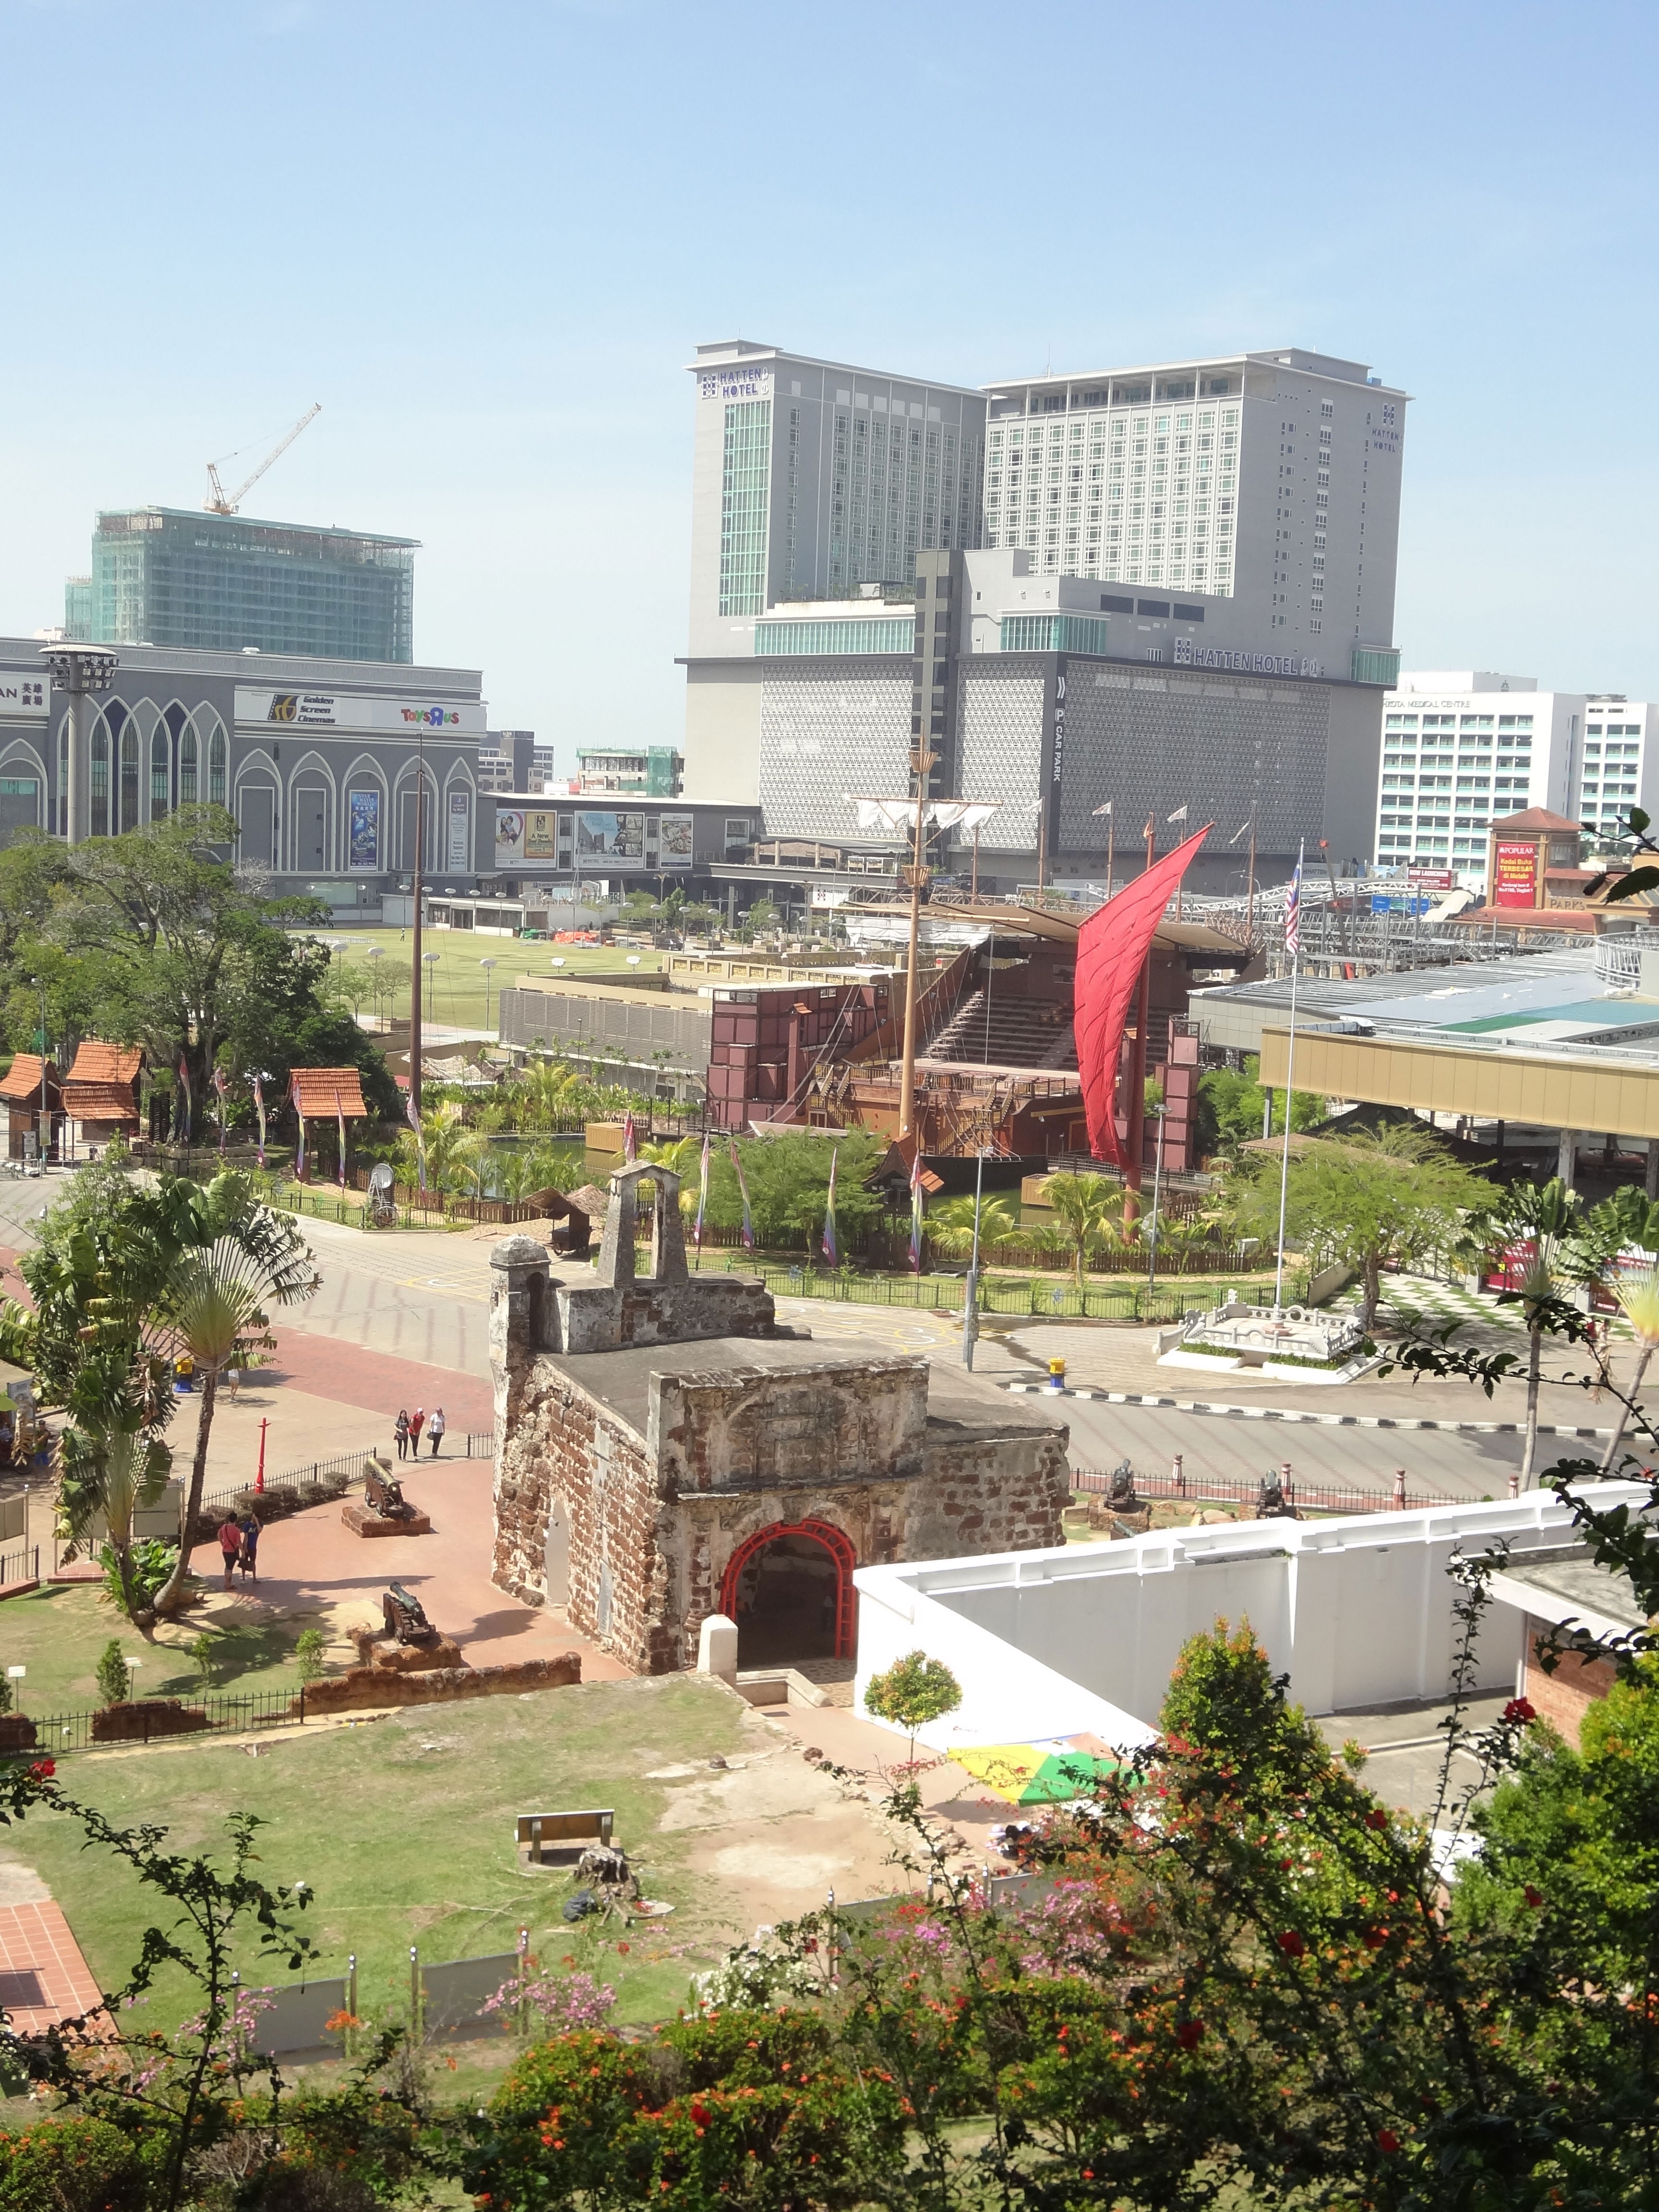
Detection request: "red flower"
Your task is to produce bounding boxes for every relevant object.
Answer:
[1503,1697,1536,1726]
[27,1760,54,1782]
[690,2101,710,2127]
[1177,2020,1204,2049]
[1377,2128,1400,2153]
[1524,1885,1544,1908]
[1365,1809,1388,1830]
[1277,1930,1306,1958]
[617,1942,630,1954]
[1363,1927,1389,1949]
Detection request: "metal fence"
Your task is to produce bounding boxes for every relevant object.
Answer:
[22,1686,305,1754]
[721,1257,1307,1325]
[1071,1466,1458,1517]
[201,1433,496,1516]
[0,1543,39,1588]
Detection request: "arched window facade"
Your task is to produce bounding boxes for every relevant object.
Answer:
[207,719,227,806]
[90,711,110,838]
[179,723,198,806]
[151,726,170,818]
[57,721,67,836]
[120,723,139,834]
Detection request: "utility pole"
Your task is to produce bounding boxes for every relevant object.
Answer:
[897,744,936,1142]
[409,731,425,1120]
[1094,801,1114,900]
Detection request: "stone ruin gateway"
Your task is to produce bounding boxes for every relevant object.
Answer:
[490,1162,1070,1675]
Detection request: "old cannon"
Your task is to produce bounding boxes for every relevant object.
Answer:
[383,1581,437,1645]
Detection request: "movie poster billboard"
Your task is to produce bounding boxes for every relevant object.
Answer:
[447,791,471,869]
[494,806,526,865]
[347,789,380,869]
[524,809,560,861]
[576,811,645,861]
[659,812,694,867]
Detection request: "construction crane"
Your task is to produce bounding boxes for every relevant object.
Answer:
[203,402,322,516]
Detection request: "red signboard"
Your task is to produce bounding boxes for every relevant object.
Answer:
[1407,868,1454,890]
[1493,841,1539,908]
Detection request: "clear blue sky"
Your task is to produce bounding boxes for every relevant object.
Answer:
[3,0,1655,763]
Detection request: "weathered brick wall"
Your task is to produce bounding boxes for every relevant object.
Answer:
[1525,1626,1618,1748]
[651,1358,928,1494]
[493,1363,676,1674]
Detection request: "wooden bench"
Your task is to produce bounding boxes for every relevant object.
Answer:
[516,1809,614,1870]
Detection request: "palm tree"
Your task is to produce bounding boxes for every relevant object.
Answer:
[58,1350,174,1623]
[1478,1178,1587,1487]
[394,1098,475,1197]
[1041,1172,1129,1288]
[924,1194,1022,1262]
[152,1177,317,1618]
[1599,1268,1659,1473]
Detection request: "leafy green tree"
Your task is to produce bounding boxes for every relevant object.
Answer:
[699,1131,885,1252]
[95,1639,131,1707]
[1223,1120,1496,1330]
[1196,1052,1323,1157]
[863,1649,962,1764]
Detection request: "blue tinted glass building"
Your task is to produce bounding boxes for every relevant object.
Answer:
[74,508,417,663]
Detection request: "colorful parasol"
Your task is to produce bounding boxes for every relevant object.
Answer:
[952,1742,1132,1805]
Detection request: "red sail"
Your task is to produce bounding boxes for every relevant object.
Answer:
[1074,824,1213,1165]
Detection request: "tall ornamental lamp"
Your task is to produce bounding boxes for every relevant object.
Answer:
[39,643,119,846]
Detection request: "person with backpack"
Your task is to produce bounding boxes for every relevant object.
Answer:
[217,1514,242,1592]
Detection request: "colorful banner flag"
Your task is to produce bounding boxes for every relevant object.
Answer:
[623,1111,638,1164]
[212,1067,228,1155]
[176,1055,192,1145]
[1285,859,1302,959]
[252,1073,267,1168]
[405,1087,426,1191]
[334,1088,347,1190]
[294,1104,306,1182]
[910,1148,926,1274]
[1074,823,1213,1167]
[729,1138,754,1253]
[821,1144,840,1268]
[694,1132,710,1257]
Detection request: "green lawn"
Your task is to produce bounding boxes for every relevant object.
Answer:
[12,1676,747,2038]
[0,1584,313,1716]
[302,928,662,1035]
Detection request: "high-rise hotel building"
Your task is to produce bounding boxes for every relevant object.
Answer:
[680,338,1407,886]
[981,348,1407,672]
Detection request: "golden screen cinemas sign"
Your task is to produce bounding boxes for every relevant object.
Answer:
[234,688,486,737]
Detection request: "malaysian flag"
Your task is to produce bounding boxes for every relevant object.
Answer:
[1285,861,1302,959]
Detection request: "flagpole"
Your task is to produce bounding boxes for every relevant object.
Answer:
[897,749,933,1142]
[1273,840,1305,1315]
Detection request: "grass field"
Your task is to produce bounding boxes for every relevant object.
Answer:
[0,1583,312,1715]
[8,1677,749,2042]
[299,928,663,1036]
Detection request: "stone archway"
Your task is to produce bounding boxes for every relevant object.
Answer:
[719,1518,856,1668]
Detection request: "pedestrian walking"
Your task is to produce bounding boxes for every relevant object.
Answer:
[409,1407,425,1454]
[226,1365,240,1404]
[237,1512,261,1591]
[394,1408,410,1461]
[217,1514,242,1592]
[428,1406,446,1457]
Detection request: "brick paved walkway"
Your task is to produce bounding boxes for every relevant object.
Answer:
[0,1894,104,2032]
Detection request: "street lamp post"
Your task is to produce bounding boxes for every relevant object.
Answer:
[409,728,427,1120]
[962,1144,991,1370]
[480,956,497,1037]
[39,644,119,847]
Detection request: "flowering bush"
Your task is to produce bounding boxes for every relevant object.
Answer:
[0,2117,146,2212]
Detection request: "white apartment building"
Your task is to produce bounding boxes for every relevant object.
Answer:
[1577,697,1658,846]
[684,340,986,659]
[980,348,1407,670]
[1373,673,1582,884]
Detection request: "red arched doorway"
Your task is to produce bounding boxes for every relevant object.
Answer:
[719,1519,857,1667]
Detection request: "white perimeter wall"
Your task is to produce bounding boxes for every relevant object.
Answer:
[854,1485,1648,1755]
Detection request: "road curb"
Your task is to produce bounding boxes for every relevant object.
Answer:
[1004,1382,1615,1441]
